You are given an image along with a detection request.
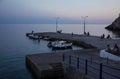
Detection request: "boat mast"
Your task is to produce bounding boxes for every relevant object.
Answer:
[56,17,59,32]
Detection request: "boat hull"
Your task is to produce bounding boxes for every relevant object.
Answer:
[52,46,72,50]
[47,41,72,50]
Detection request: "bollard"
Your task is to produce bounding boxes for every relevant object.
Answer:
[91,56,92,64]
[107,57,108,64]
[77,57,79,69]
[85,59,88,75]
[63,54,65,62]
[99,63,102,79]
[69,55,71,65]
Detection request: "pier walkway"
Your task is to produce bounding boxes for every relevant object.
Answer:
[35,32,120,49]
[26,49,120,79]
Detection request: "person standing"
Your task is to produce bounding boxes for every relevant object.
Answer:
[113,44,119,52]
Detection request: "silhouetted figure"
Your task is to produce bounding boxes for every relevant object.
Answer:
[113,44,119,52]
[100,35,102,39]
[106,44,111,52]
[87,32,90,36]
[100,35,103,39]
[103,34,105,38]
[32,30,34,34]
[84,32,86,35]
[100,34,105,39]
[106,34,110,39]
[57,30,62,33]
[71,32,73,37]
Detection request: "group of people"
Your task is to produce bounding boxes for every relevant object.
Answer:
[106,44,119,52]
[100,34,110,39]
[84,32,90,36]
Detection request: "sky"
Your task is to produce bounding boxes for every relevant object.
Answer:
[0,0,120,24]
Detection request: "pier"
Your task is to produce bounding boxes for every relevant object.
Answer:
[26,32,120,79]
[26,32,120,49]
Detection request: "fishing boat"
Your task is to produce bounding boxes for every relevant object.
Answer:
[48,41,72,49]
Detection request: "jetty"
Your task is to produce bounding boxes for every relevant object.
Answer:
[26,32,120,79]
[26,32,120,49]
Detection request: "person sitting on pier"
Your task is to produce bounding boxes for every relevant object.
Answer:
[113,44,119,52]
[100,34,105,39]
[71,32,73,37]
[87,32,90,36]
[84,32,87,35]
[102,34,105,38]
[106,44,111,52]
[106,34,110,39]
[32,30,34,34]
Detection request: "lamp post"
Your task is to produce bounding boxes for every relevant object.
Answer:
[56,17,59,32]
[82,16,88,34]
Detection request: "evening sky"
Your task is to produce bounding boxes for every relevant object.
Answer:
[0,0,120,24]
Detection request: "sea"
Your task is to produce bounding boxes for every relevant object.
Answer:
[0,24,120,79]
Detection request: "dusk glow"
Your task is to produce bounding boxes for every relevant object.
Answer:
[0,0,120,24]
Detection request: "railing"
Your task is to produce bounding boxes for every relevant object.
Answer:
[62,54,120,79]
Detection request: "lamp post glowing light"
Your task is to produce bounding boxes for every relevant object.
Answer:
[82,16,88,34]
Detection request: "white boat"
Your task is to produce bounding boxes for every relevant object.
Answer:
[48,41,72,49]
[43,37,50,40]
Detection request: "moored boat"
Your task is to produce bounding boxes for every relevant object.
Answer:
[48,40,72,49]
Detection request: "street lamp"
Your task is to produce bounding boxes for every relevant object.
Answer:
[82,16,88,34]
[55,17,59,32]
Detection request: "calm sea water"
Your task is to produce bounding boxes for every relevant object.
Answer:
[0,24,119,79]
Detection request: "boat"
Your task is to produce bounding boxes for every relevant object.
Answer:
[48,41,72,49]
[27,34,43,40]
[43,36,50,40]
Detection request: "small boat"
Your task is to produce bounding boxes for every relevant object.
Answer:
[48,41,72,49]
[29,34,40,40]
[43,36,50,40]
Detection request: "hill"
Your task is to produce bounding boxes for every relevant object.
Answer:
[105,14,120,31]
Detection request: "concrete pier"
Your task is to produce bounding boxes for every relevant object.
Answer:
[26,50,95,79]
[26,32,120,79]
[26,53,64,79]
[26,49,120,79]
[34,32,120,49]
